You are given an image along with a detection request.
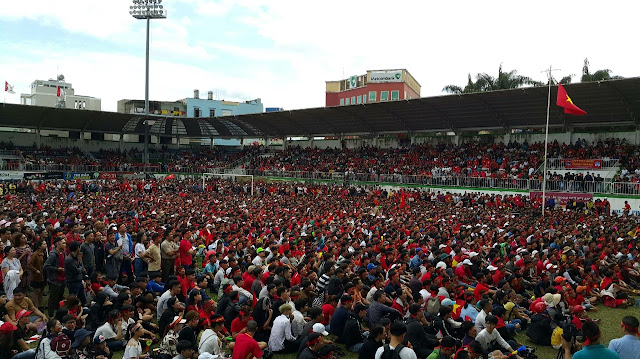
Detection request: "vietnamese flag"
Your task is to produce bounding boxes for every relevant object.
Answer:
[557,84,587,115]
[165,174,175,180]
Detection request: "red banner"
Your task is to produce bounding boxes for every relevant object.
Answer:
[564,159,602,169]
[99,172,117,180]
[529,191,593,205]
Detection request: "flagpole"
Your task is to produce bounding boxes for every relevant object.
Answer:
[541,66,552,217]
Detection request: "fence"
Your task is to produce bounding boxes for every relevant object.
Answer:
[5,162,640,196]
[546,158,619,170]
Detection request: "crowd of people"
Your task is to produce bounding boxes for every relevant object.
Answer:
[3,137,640,182]
[0,176,639,359]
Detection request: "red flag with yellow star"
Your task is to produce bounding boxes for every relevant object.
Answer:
[556,84,587,115]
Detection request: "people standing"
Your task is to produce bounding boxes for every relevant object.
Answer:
[80,231,96,279]
[116,225,134,281]
[65,241,87,305]
[104,231,123,280]
[28,240,47,309]
[43,237,66,317]
[160,234,179,283]
[1,246,23,300]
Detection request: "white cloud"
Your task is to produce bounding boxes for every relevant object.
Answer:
[2,0,640,113]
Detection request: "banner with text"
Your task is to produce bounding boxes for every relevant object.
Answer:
[368,70,402,83]
[529,191,593,205]
[564,159,602,169]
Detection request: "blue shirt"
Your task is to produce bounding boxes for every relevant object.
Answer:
[573,344,619,359]
[609,335,640,359]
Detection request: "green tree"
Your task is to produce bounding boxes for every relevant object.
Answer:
[442,64,543,94]
[580,58,623,82]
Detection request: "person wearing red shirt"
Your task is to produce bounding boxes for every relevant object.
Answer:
[231,306,253,339]
[179,268,196,298]
[232,321,264,359]
[65,223,82,253]
[179,234,195,269]
[321,296,337,326]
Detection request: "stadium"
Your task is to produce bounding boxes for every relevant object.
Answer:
[3,2,640,359]
[1,75,640,359]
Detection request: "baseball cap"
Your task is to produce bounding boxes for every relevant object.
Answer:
[312,323,329,336]
[169,316,187,329]
[353,303,368,313]
[93,335,107,345]
[441,298,455,306]
[15,309,33,320]
[462,259,473,266]
[367,263,378,271]
[0,322,17,333]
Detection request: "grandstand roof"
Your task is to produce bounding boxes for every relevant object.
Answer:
[1,77,639,138]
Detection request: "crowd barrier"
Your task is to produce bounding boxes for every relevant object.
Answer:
[3,165,639,196]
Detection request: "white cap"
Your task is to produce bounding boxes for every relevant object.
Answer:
[438,244,447,249]
[312,323,329,336]
[462,259,473,266]
[487,265,498,271]
[545,263,557,270]
[436,261,447,270]
[531,250,539,256]
[468,252,479,258]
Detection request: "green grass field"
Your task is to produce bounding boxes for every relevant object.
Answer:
[31,288,637,359]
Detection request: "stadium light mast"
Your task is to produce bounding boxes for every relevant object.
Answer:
[129,0,166,165]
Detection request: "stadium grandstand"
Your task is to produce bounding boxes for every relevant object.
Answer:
[1,78,640,359]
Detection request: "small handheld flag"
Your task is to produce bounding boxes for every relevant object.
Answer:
[556,84,587,115]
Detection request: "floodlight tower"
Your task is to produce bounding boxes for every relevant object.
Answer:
[129,0,166,165]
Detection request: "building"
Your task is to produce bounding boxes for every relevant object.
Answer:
[186,90,263,118]
[117,99,187,116]
[20,75,101,111]
[266,107,284,113]
[325,69,421,107]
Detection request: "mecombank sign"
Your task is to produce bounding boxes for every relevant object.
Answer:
[369,70,402,83]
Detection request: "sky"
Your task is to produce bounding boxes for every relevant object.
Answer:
[1,0,639,113]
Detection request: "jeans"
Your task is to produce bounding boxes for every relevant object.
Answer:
[133,258,146,275]
[106,340,125,351]
[48,282,65,317]
[161,258,174,283]
[13,349,36,359]
[68,281,87,305]
[349,342,364,352]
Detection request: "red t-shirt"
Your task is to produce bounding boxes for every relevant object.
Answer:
[232,333,263,359]
[474,283,490,302]
[321,304,335,325]
[179,239,193,266]
[230,316,252,334]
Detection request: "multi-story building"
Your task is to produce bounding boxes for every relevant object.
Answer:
[325,69,421,107]
[186,90,263,118]
[20,75,101,110]
[117,99,187,116]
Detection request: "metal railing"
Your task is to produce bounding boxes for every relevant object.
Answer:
[5,162,640,196]
[546,158,619,170]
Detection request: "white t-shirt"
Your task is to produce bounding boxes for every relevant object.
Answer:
[123,340,142,359]
[134,243,146,260]
[198,329,221,355]
[374,344,418,359]
[95,322,117,340]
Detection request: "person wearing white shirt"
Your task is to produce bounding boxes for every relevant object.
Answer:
[157,281,181,319]
[291,299,309,338]
[374,321,418,359]
[475,315,515,355]
[268,304,298,353]
[475,299,492,331]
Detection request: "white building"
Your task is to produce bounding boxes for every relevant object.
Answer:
[20,75,101,111]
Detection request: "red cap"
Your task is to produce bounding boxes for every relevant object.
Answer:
[15,309,33,320]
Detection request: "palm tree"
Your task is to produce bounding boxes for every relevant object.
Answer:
[442,64,543,94]
[580,58,623,82]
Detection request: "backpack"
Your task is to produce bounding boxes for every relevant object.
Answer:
[50,332,72,358]
[380,344,406,359]
[426,297,441,317]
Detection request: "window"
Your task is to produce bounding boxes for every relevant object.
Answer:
[391,91,399,101]
[404,91,407,100]
[363,94,367,103]
[351,96,355,104]
[357,96,361,104]
[209,109,216,117]
[369,91,377,102]
[222,109,232,116]
[345,98,350,105]
[380,91,389,101]
[340,98,344,106]
[194,107,201,118]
